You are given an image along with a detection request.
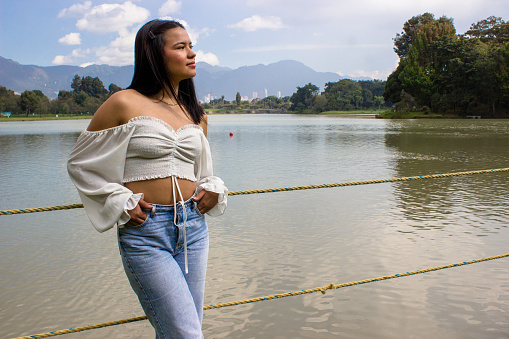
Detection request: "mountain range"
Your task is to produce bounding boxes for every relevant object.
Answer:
[0,56,371,101]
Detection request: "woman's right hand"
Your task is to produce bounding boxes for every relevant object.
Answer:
[127,198,153,226]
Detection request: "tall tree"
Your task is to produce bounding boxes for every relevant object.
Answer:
[387,13,457,110]
[108,83,122,95]
[0,86,21,114]
[323,80,363,111]
[394,13,434,58]
[397,35,434,107]
[464,16,509,43]
[20,91,40,116]
[71,75,81,93]
[290,83,319,111]
[79,76,108,98]
[236,92,241,106]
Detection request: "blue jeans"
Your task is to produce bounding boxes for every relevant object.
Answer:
[118,198,209,339]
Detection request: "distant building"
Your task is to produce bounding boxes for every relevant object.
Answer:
[277,91,282,98]
[203,93,214,103]
[252,92,258,100]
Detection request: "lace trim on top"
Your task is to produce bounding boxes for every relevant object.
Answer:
[122,172,197,184]
[80,115,203,135]
[128,115,203,134]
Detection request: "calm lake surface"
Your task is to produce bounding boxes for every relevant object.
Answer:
[1,115,509,338]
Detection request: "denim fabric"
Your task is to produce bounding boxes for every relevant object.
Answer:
[118,198,208,339]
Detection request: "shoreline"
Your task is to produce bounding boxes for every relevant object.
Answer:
[0,110,382,122]
[2,110,495,122]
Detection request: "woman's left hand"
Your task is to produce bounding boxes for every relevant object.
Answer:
[192,190,219,214]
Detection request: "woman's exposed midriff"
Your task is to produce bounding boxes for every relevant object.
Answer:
[125,177,197,205]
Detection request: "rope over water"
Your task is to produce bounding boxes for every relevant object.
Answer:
[1,167,508,215]
[12,253,509,339]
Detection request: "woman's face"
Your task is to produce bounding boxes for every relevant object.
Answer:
[162,27,197,84]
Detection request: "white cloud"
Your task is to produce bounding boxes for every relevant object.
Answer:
[228,15,285,32]
[159,0,182,17]
[56,1,149,65]
[159,18,214,46]
[196,50,219,66]
[52,55,71,65]
[339,68,394,80]
[95,28,138,66]
[79,62,95,68]
[52,48,90,65]
[187,27,214,46]
[76,1,149,34]
[58,1,92,18]
[58,32,81,45]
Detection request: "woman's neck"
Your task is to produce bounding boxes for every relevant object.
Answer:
[156,87,179,105]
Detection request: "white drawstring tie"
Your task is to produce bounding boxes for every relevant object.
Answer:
[172,175,188,274]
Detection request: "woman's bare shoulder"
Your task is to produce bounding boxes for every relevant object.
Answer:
[87,89,142,131]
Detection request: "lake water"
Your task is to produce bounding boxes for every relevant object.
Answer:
[1,115,509,338]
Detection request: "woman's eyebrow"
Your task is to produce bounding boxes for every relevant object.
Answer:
[173,41,192,46]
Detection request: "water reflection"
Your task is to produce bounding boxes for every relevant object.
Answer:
[384,119,509,237]
[0,132,82,210]
[2,116,509,338]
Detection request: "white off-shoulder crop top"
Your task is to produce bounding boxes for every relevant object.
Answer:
[67,116,227,233]
[123,116,202,183]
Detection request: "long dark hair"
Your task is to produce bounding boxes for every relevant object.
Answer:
[128,19,204,124]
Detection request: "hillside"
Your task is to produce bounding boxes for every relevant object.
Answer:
[0,56,370,101]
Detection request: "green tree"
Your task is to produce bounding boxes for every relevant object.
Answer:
[260,95,280,109]
[323,80,362,111]
[31,90,50,115]
[313,94,328,112]
[464,16,509,43]
[236,92,241,106]
[374,96,385,110]
[397,34,434,107]
[20,91,40,116]
[0,86,21,114]
[71,75,81,93]
[108,83,122,95]
[499,43,509,104]
[383,64,404,104]
[393,12,432,58]
[426,32,507,116]
[57,90,79,115]
[75,92,89,106]
[79,76,108,98]
[83,96,103,114]
[392,13,456,107]
[290,83,319,111]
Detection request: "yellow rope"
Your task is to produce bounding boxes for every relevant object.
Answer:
[2,167,508,215]
[0,204,84,215]
[13,253,509,339]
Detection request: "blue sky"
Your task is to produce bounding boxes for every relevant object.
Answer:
[0,0,507,80]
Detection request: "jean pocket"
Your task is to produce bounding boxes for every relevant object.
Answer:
[126,210,151,228]
[193,201,204,216]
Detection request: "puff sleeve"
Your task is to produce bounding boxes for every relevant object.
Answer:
[67,125,143,232]
[194,132,228,216]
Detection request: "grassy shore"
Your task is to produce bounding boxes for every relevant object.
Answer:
[0,114,93,122]
[319,110,382,115]
[1,110,459,122]
[376,111,451,119]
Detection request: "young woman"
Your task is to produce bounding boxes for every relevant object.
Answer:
[67,19,227,338]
